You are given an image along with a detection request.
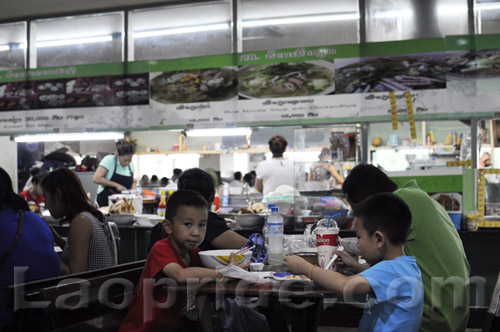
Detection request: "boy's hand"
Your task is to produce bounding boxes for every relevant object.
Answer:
[229,252,249,270]
[335,251,365,274]
[284,255,309,275]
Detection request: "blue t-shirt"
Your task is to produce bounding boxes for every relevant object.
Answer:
[0,208,60,325]
[359,256,424,332]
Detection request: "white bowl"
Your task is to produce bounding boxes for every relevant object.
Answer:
[199,249,253,270]
[108,213,135,225]
[338,237,359,255]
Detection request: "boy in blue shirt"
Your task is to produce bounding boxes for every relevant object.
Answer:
[286,192,423,331]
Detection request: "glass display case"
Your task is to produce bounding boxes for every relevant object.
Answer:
[292,126,361,229]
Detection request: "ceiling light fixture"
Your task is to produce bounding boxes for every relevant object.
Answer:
[476,2,500,10]
[186,128,252,137]
[14,132,124,143]
[242,13,360,27]
[36,35,113,48]
[134,23,230,38]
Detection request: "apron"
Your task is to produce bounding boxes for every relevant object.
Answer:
[96,155,133,207]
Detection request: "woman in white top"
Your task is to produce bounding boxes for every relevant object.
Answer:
[255,135,294,195]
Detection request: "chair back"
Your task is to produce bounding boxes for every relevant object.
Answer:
[483,271,500,332]
[108,221,120,262]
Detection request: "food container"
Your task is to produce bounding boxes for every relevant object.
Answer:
[234,214,265,229]
[338,237,359,255]
[199,249,252,269]
[295,252,318,265]
[108,213,135,225]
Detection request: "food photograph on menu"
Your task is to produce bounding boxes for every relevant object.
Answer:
[149,67,238,104]
[66,73,149,108]
[447,49,500,78]
[0,81,34,111]
[334,54,447,93]
[238,60,335,99]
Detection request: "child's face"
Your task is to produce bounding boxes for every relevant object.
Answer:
[354,217,382,265]
[165,205,208,251]
[32,183,43,197]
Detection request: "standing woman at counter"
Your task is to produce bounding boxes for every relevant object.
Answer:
[42,168,117,275]
[307,148,344,187]
[94,139,135,207]
[255,135,294,195]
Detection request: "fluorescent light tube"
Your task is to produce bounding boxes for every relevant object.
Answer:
[373,10,413,19]
[242,13,359,27]
[187,128,251,137]
[37,35,113,48]
[437,5,468,15]
[15,132,124,143]
[134,23,230,38]
[476,2,500,10]
[0,45,10,52]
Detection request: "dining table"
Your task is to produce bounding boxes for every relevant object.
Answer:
[165,265,365,332]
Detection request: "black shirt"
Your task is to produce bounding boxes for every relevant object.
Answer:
[148,211,230,252]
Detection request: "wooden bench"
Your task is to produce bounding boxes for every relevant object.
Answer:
[5,260,145,332]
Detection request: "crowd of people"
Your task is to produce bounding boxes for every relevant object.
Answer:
[0,135,472,331]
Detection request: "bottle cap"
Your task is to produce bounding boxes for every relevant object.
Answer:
[271,207,279,213]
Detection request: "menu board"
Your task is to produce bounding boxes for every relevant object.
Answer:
[0,62,150,133]
[1,35,500,134]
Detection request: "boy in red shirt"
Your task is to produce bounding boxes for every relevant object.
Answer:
[119,190,230,332]
[19,171,47,212]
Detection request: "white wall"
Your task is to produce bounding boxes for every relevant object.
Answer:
[0,136,18,192]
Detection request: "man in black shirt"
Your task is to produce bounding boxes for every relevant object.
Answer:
[149,168,248,251]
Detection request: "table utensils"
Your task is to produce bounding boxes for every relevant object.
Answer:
[234,245,256,256]
[324,245,344,270]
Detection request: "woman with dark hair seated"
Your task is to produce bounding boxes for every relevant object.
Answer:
[0,167,59,327]
[42,168,117,275]
[149,168,248,251]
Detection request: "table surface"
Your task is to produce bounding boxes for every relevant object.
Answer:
[164,266,360,332]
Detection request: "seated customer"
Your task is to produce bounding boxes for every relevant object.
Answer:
[0,167,59,327]
[42,168,117,274]
[120,190,233,332]
[286,193,424,331]
[149,168,247,251]
[342,164,470,332]
[19,170,48,212]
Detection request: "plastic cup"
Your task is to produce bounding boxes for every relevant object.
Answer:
[316,227,339,270]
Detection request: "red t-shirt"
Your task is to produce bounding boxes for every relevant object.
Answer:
[119,237,203,332]
[19,190,45,209]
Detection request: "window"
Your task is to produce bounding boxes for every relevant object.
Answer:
[366,0,469,42]
[241,0,359,52]
[476,0,500,34]
[130,1,232,61]
[0,22,26,70]
[32,12,124,68]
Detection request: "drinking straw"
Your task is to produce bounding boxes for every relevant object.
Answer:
[327,212,342,229]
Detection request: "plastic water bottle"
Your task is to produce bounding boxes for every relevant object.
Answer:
[267,207,284,266]
[222,182,229,206]
[262,204,276,245]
